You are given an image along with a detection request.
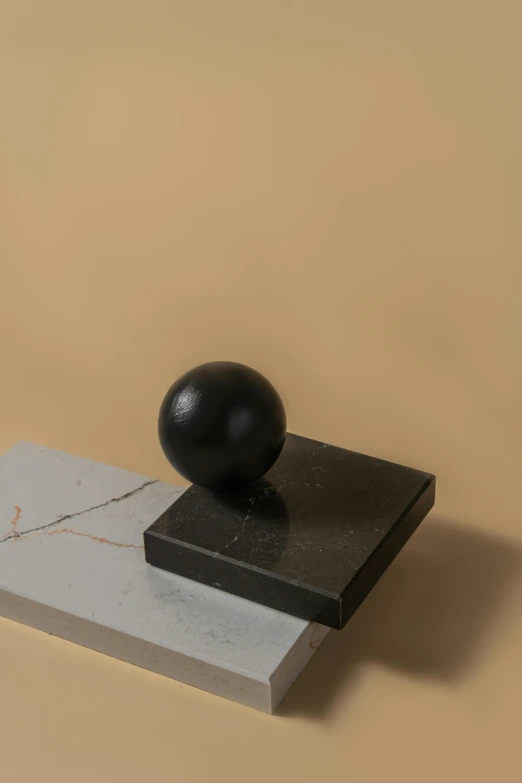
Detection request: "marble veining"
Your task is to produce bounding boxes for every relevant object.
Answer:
[145,433,436,629]
[1,479,156,546]
[0,441,328,712]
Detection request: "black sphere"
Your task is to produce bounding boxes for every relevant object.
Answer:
[158,362,286,490]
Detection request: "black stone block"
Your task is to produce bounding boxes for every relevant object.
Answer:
[144,434,435,629]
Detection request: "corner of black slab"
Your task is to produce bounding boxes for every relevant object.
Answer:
[144,433,435,630]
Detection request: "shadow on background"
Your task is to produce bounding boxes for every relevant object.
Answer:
[278,518,522,718]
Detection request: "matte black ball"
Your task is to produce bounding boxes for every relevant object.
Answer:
[158,362,286,490]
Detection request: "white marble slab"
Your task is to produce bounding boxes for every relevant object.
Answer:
[0,442,328,712]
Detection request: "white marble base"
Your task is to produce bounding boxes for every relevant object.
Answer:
[0,442,328,712]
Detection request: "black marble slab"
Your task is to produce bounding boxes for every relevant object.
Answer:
[144,434,435,629]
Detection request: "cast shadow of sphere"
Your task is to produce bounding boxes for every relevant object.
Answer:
[278,517,522,718]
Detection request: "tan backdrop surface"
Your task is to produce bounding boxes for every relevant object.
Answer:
[1,2,521,781]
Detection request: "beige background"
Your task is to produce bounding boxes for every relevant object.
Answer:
[1,1,521,781]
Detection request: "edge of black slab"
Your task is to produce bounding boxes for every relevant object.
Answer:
[144,435,435,630]
[339,477,435,628]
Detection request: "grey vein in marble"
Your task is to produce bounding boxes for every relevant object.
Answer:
[0,479,157,544]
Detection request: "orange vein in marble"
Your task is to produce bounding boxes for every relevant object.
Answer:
[48,528,144,549]
[309,625,324,649]
[4,505,22,539]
